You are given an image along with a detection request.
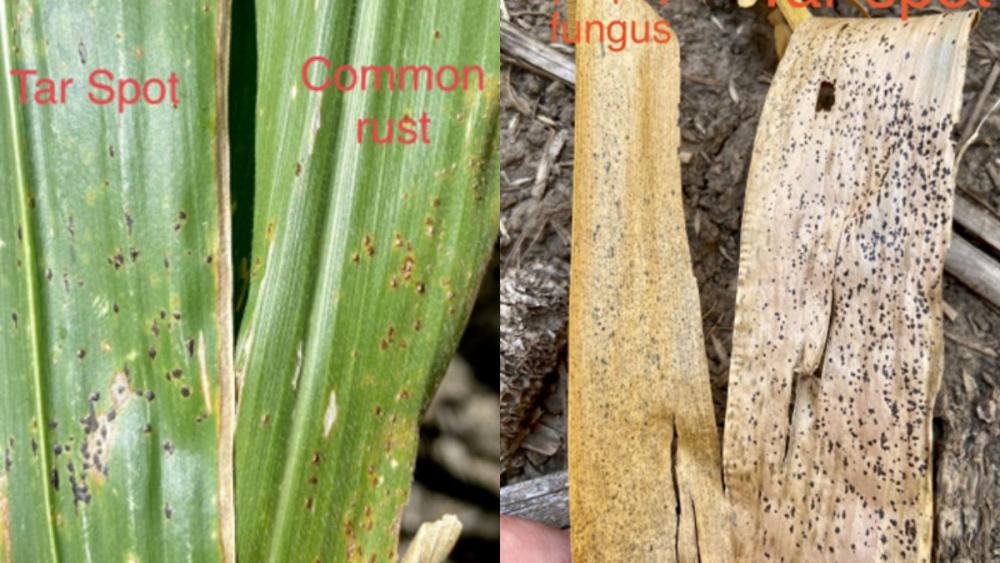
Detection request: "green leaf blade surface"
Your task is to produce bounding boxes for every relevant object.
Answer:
[235,1,499,561]
[0,1,233,561]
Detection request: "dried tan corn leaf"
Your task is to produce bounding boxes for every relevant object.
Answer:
[723,13,976,562]
[569,0,729,561]
[400,514,463,563]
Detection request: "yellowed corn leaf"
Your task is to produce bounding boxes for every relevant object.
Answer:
[774,0,811,29]
[723,13,976,562]
[568,0,729,561]
[741,0,811,29]
[769,8,793,59]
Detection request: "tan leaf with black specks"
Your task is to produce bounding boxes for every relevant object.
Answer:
[722,13,976,562]
[569,0,730,561]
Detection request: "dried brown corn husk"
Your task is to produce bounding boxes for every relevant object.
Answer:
[723,13,976,562]
[569,0,730,561]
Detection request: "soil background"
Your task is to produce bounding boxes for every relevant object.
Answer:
[499,1,1000,560]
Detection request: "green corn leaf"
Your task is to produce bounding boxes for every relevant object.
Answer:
[233,0,499,561]
[0,1,234,561]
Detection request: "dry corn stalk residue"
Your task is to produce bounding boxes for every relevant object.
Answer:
[722,13,976,562]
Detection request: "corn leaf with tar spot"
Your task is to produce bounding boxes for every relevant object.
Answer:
[233,1,499,561]
[0,1,234,561]
[723,13,975,562]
